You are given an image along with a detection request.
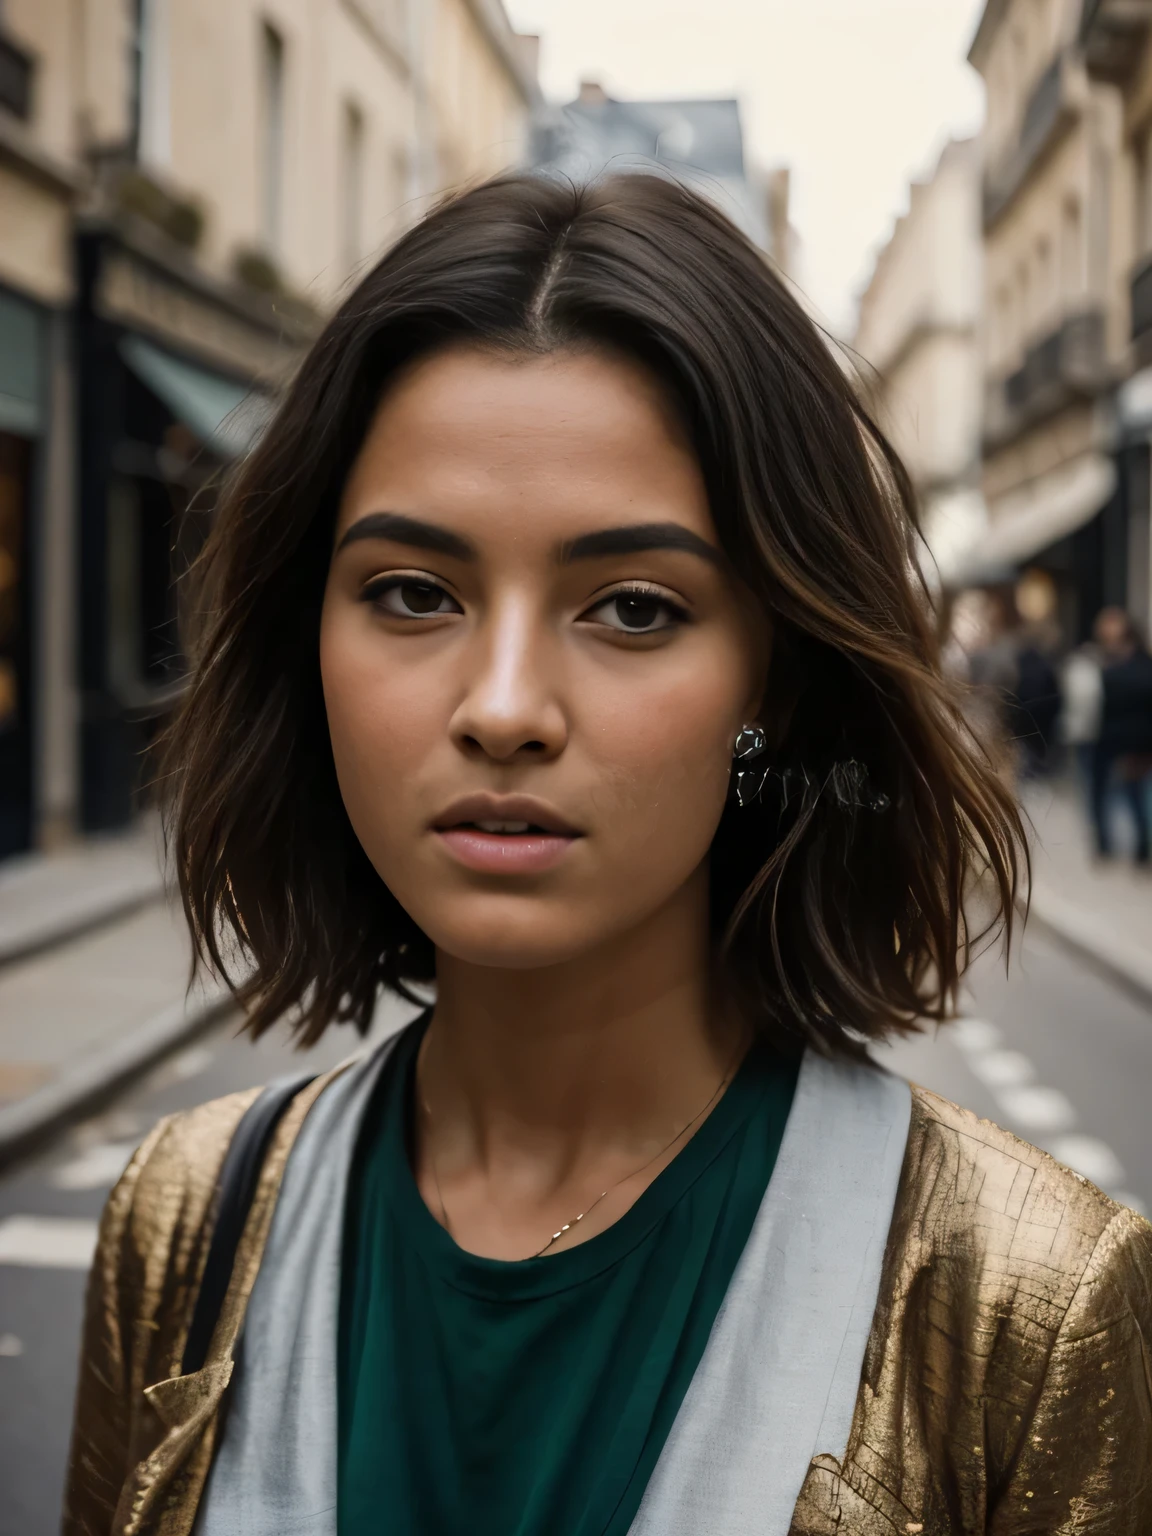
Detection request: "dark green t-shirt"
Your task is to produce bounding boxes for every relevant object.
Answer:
[338,1019,798,1536]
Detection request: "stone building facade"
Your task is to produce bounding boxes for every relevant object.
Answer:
[0,0,537,857]
[1080,0,1152,639]
[968,0,1132,643]
[854,138,985,588]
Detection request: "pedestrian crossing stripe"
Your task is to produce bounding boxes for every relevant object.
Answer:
[0,1215,98,1269]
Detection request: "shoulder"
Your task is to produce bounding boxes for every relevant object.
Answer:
[95,1089,264,1294]
[98,1053,372,1281]
[890,1083,1152,1338]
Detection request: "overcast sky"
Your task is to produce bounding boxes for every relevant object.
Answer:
[505,0,987,335]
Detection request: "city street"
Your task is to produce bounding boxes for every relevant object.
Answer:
[0,1010,398,1536]
[1,924,1151,1535]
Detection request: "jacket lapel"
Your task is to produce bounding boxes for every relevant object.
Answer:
[190,1039,401,1535]
[114,1067,347,1535]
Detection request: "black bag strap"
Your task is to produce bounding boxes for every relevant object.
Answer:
[181,1072,316,1376]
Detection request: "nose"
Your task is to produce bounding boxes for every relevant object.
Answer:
[448,596,568,764]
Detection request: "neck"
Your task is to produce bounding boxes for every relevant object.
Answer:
[421,871,741,1175]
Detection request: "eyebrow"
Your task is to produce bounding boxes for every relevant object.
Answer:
[336,513,476,561]
[336,512,724,571]
[561,524,725,569]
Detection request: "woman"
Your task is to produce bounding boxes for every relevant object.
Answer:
[64,174,1152,1535]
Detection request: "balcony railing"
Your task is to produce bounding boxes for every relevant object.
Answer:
[1082,0,1152,83]
[985,310,1108,447]
[1133,257,1152,344]
[0,32,34,120]
[984,55,1076,228]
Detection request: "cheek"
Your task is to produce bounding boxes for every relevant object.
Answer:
[319,608,444,835]
[582,642,749,845]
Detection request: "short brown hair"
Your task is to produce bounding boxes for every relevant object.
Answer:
[161,173,1024,1055]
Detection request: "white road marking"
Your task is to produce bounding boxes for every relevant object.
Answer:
[1047,1134,1126,1189]
[0,1333,23,1356]
[993,1085,1077,1133]
[946,1017,1141,1208]
[50,1139,139,1191]
[0,1216,98,1269]
[967,1050,1035,1089]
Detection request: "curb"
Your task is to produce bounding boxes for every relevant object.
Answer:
[0,883,164,971]
[1028,884,1152,1012]
[0,984,238,1170]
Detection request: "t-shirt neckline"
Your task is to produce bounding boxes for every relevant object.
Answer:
[384,1018,783,1302]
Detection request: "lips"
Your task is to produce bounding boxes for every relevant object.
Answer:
[432,794,581,838]
[431,794,582,874]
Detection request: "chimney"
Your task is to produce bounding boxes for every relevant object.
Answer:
[765,166,791,268]
[578,79,609,107]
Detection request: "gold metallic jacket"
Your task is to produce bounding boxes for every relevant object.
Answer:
[62,1067,1152,1535]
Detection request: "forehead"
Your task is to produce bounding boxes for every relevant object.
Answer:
[336,344,715,548]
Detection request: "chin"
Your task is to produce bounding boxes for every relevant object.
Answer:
[421,902,609,973]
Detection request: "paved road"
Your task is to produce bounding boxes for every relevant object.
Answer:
[0,1015,375,1536]
[877,922,1152,1215]
[2,930,1151,1534]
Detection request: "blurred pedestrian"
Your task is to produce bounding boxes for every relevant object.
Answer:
[1008,633,1061,777]
[1059,637,1104,808]
[966,588,1061,780]
[956,588,1019,775]
[1011,568,1063,778]
[64,175,1152,1536]
[1091,607,1152,865]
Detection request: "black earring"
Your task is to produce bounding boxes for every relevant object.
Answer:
[732,724,768,807]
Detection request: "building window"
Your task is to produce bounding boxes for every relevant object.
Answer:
[1011,26,1028,116]
[1016,261,1031,346]
[259,22,286,254]
[995,282,1014,367]
[1034,235,1053,328]
[1139,123,1152,256]
[342,101,365,276]
[133,0,171,168]
[1061,195,1083,300]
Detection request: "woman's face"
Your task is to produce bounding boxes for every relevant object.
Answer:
[321,344,768,971]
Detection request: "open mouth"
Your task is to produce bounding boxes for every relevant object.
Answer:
[432,802,582,874]
[460,820,555,835]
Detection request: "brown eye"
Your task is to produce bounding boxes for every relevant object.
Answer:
[365,579,463,618]
[584,587,687,634]
[613,594,663,629]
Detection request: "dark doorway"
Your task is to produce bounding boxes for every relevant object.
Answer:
[0,431,33,857]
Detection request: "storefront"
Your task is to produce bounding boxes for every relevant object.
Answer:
[74,225,304,832]
[0,286,46,859]
[951,451,1120,644]
[1116,368,1152,641]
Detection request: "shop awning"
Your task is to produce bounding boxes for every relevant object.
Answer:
[922,485,990,589]
[1119,367,1152,438]
[0,289,44,436]
[120,335,273,459]
[948,451,1116,587]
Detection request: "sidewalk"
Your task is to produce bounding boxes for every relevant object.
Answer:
[0,823,231,1164]
[0,819,164,967]
[1023,781,1152,1003]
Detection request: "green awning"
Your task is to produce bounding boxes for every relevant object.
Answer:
[120,334,273,459]
[0,288,44,436]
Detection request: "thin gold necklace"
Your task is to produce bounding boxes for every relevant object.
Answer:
[419,1040,746,1261]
